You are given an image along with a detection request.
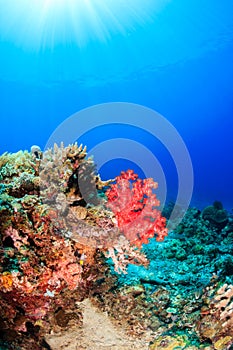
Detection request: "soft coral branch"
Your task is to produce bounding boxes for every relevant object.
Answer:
[106,170,168,247]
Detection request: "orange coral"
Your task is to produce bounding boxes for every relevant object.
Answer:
[0,272,13,292]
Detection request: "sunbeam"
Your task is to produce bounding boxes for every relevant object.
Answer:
[0,0,170,50]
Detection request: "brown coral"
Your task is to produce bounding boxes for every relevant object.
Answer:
[197,283,233,347]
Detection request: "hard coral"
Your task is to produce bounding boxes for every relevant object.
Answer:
[105,170,168,247]
[39,142,99,207]
[197,283,233,346]
[202,201,228,230]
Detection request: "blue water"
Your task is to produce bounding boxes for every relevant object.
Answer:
[0,0,232,211]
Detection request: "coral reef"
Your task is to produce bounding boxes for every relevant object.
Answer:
[1,144,233,349]
[0,143,167,348]
[92,205,233,349]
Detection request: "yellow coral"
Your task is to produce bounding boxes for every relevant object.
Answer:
[0,272,13,292]
[214,336,232,350]
[149,335,188,350]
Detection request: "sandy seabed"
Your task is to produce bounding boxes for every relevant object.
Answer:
[45,299,150,350]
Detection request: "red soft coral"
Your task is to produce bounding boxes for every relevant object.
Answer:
[105,170,168,247]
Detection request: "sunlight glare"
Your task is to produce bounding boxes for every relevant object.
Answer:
[0,0,170,49]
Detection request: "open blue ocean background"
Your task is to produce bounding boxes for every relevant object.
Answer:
[0,0,232,211]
